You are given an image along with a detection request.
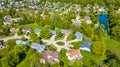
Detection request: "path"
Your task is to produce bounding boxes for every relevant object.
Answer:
[42,35,81,52]
[0,35,22,42]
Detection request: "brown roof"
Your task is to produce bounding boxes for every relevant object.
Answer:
[52,51,59,58]
[75,14,80,19]
[23,28,31,32]
[42,50,59,59]
[10,28,19,32]
[67,49,80,57]
[0,29,3,33]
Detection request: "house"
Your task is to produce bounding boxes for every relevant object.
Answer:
[98,6,105,12]
[3,20,13,25]
[40,50,59,64]
[31,43,46,52]
[3,15,11,20]
[80,41,92,52]
[34,28,41,36]
[71,14,81,26]
[61,29,70,36]
[83,16,92,24]
[75,32,83,41]
[71,19,81,26]
[0,29,3,34]
[50,30,57,35]
[75,14,80,20]
[66,49,82,61]
[0,40,5,50]
[22,28,31,35]
[16,40,30,46]
[10,28,19,33]
[84,9,90,14]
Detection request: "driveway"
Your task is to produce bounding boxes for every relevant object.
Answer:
[42,35,81,52]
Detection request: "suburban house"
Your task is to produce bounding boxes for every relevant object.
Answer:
[71,19,81,26]
[83,16,92,24]
[16,40,30,46]
[31,43,46,52]
[71,14,81,26]
[75,14,80,20]
[3,15,12,20]
[98,6,105,12]
[61,29,70,36]
[3,20,13,25]
[0,29,3,34]
[34,28,41,36]
[66,49,82,61]
[80,41,92,52]
[40,50,59,64]
[0,40,5,50]
[50,30,57,35]
[10,28,19,33]
[75,32,83,41]
[22,28,31,36]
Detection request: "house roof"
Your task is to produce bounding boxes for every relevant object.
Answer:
[50,30,57,35]
[16,40,30,46]
[10,28,19,33]
[23,28,31,32]
[16,40,23,45]
[75,32,83,40]
[3,20,12,25]
[0,29,3,33]
[67,49,80,57]
[61,29,70,35]
[31,43,46,52]
[42,50,59,59]
[80,41,91,49]
[75,14,80,20]
[34,28,41,34]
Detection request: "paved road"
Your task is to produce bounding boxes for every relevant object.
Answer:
[0,34,81,52]
[42,35,81,52]
[0,35,22,42]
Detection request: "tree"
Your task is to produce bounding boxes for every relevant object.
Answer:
[40,25,52,39]
[3,26,10,36]
[67,34,76,41]
[56,28,63,38]
[29,31,39,43]
[5,39,16,50]
[111,25,120,39]
[1,45,28,67]
[92,41,106,56]
[80,22,94,37]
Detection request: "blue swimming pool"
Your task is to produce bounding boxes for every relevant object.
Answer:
[98,14,108,32]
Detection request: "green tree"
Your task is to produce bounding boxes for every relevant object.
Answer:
[111,25,120,39]
[92,41,106,56]
[80,22,93,37]
[5,39,16,50]
[40,25,52,39]
[56,28,63,38]
[29,31,39,43]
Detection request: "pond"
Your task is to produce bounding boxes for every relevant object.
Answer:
[97,14,108,32]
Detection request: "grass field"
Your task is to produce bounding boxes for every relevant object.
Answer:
[25,23,40,29]
[104,38,120,59]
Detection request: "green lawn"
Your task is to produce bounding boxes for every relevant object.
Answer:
[104,38,120,59]
[81,50,106,66]
[25,23,40,29]
[56,42,65,46]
